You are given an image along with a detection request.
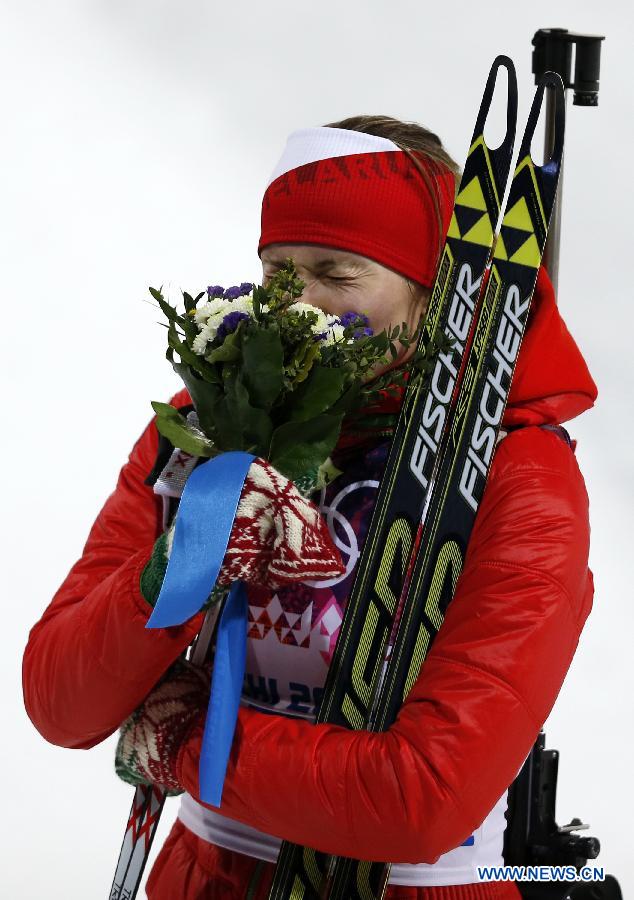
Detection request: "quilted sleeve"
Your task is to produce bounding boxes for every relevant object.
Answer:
[22,392,205,750]
[176,426,594,864]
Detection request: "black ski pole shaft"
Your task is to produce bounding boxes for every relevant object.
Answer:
[532,28,604,294]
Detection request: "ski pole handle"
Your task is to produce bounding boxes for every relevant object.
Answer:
[532,28,605,295]
[189,600,224,665]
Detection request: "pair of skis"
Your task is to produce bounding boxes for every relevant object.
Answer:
[266,57,565,899]
[109,55,565,900]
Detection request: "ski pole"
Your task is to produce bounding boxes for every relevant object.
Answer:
[532,28,605,295]
[109,600,223,900]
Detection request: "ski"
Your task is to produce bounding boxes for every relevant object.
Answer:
[266,55,520,899]
[325,71,565,900]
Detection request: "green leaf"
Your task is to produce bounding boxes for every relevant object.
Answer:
[329,381,362,415]
[179,314,198,343]
[252,285,264,319]
[207,375,270,455]
[173,364,222,437]
[210,395,246,450]
[315,456,343,490]
[269,413,343,481]
[167,317,196,354]
[370,331,389,354]
[167,324,218,383]
[156,294,180,324]
[205,343,241,364]
[150,401,216,457]
[241,326,284,411]
[230,378,273,454]
[292,339,320,385]
[205,330,241,364]
[288,365,345,421]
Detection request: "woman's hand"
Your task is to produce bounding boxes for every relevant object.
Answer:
[114,658,211,795]
[141,457,345,612]
[214,457,344,588]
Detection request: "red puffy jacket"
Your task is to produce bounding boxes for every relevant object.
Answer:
[23,268,597,870]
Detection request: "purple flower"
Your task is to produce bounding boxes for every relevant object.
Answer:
[312,332,327,342]
[223,285,242,300]
[339,310,370,329]
[239,282,254,295]
[216,310,249,341]
[207,284,224,298]
[353,326,374,339]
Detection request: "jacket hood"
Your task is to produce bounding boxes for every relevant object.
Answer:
[503,266,597,427]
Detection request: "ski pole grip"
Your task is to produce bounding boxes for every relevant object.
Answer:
[532,28,605,106]
[573,37,604,106]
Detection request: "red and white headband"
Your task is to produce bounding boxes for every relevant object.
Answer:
[259,126,456,287]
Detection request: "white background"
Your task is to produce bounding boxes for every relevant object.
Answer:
[2,1,632,897]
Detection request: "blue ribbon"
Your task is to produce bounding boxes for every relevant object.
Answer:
[146,451,254,628]
[200,579,248,806]
[146,450,255,806]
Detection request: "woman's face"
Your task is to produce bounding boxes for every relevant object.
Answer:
[260,244,429,368]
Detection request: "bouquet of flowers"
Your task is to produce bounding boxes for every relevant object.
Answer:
[118,260,451,813]
[150,259,441,488]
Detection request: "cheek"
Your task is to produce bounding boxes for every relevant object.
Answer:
[363,290,414,337]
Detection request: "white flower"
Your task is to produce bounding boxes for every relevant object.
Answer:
[192,326,213,355]
[194,298,230,326]
[324,323,347,344]
[191,297,256,355]
[196,315,227,350]
[195,295,253,325]
[289,301,331,336]
[224,297,254,318]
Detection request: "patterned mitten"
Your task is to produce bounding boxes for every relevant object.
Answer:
[114,658,210,795]
[139,530,223,612]
[140,457,344,609]
[215,457,344,588]
[158,457,345,592]
[139,531,170,609]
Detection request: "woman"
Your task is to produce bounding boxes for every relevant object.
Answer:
[22,116,598,898]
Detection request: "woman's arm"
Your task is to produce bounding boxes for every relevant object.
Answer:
[176,425,594,864]
[22,390,205,750]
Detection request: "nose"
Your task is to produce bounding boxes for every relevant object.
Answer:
[297,277,338,317]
